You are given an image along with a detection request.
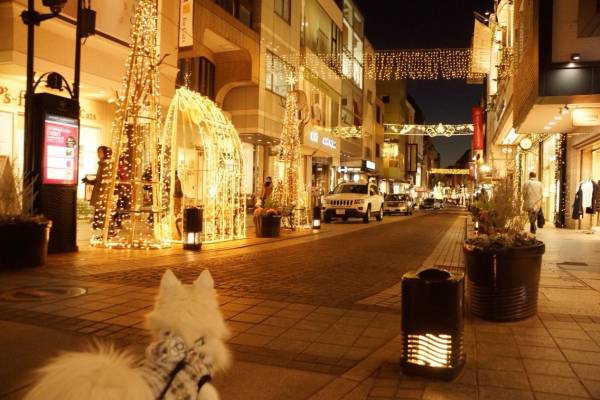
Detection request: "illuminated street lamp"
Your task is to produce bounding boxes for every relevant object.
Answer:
[183,207,203,251]
[401,268,465,380]
[312,206,321,229]
[479,164,492,174]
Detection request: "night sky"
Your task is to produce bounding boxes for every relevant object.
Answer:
[355,0,494,167]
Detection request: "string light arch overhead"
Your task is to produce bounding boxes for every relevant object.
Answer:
[385,123,474,137]
[160,88,246,243]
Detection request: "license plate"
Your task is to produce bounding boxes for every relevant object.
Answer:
[336,209,345,215]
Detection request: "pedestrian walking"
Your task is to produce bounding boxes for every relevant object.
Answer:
[259,176,273,206]
[522,172,543,234]
[82,146,112,230]
[174,170,184,216]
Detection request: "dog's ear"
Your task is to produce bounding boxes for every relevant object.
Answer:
[194,269,214,289]
[160,269,181,293]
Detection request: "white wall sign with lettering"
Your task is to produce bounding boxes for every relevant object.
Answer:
[179,0,194,48]
[573,108,600,127]
[322,137,337,149]
[310,131,319,142]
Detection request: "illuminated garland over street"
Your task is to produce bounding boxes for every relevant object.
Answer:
[385,123,474,137]
[332,126,363,139]
[281,48,483,81]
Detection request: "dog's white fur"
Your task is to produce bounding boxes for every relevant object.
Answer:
[24,269,230,400]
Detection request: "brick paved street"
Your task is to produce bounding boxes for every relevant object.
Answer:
[2,210,600,399]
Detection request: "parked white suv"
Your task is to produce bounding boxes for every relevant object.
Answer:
[322,182,384,223]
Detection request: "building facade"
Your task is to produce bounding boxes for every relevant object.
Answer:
[0,0,180,202]
[482,0,600,229]
[179,0,383,206]
[376,80,431,197]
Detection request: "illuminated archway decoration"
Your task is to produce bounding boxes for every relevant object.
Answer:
[160,88,246,243]
[385,123,474,137]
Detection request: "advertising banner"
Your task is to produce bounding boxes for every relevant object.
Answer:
[42,115,79,186]
[179,0,194,48]
[472,106,484,151]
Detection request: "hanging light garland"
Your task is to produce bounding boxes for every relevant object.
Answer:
[92,0,168,249]
[385,123,474,137]
[279,48,483,81]
[332,126,363,139]
[555,133,567,228]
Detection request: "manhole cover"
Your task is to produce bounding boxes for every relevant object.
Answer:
[558,262,589,266]
[0,286,87,302]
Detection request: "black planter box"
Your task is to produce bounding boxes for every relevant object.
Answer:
[256,215,281,238]
[0,221,52,268]
[464,242,545,321]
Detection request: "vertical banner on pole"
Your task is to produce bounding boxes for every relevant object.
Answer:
[179,0,194,48]
[471,106,484,151]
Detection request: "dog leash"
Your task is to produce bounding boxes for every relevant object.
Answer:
[156,361,213,400]
[157,360,185,400]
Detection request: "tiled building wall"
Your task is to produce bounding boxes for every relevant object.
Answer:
[513,0,540,130]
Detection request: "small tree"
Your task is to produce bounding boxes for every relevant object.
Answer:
[469,176,538,249]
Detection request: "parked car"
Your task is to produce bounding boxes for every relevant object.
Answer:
[420,198,435,210]
[384,194,413,215]
[322,182,384,223]
[434,199,444,209]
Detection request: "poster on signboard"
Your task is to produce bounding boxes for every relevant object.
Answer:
[42,115,79,186]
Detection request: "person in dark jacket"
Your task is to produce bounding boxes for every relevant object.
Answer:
[82,146,112,230]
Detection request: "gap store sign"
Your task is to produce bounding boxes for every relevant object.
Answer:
[309,130,337,150]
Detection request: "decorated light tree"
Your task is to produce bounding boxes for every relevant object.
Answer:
[92,0,168,249]
[274,74,310,228]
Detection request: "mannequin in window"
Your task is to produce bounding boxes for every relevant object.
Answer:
[572,178,599,219]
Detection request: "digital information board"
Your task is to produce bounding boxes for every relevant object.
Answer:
[42,114,79,185]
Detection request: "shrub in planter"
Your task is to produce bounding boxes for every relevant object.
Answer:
[254,199,282,238]
[0,157,52,268]
[464,178,544,321]
[0,215,52,268]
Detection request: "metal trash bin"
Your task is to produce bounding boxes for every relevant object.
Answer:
[401,267,465,380]
[183,207,203,251]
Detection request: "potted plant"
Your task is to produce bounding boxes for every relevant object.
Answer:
[464,178,544,321]
[0,157,52,268]
[254,198,282,238]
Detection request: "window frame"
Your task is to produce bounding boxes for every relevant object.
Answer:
[274,0,291,23]
[265,50,293,98]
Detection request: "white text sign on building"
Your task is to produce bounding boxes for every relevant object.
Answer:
[179,0,194,48]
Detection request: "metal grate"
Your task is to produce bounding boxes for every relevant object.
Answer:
[331,200,353,206]
[0,286,87,302]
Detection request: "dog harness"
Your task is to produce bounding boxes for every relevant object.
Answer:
[140,331,214,400]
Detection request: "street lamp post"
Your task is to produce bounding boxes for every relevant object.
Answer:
[21,0,67,214]
[21,0,95,252]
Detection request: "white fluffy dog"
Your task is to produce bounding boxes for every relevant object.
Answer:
[25,269,231,400]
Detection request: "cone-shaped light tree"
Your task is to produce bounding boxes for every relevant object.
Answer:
[92,0,168,249]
